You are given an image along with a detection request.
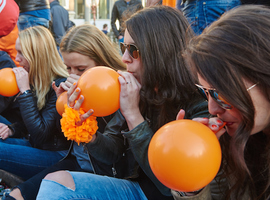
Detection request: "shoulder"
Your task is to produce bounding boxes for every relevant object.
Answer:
[0,51,16,69]
[54,77,67,87]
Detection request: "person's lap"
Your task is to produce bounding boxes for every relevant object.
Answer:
[36,171,148,200]
[16,156,82,200]
[0,138,66,180]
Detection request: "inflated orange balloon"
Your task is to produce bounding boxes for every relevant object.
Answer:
[0,68,19,97]
[162,0,176,7]
[77,66,120,117]
[56,91,67,116]
[148,119,222,192]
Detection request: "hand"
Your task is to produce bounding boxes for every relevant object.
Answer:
[118,35,123,40]
[192,117,226,139]
[67,82,94,124]
[12,67,30,93]
[52,74,80,98]
[118,71,144,130]
[0,123,13,140]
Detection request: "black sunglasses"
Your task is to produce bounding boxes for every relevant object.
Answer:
[195,84,233,110]
[120,42,139,59]
[195,83,258,110]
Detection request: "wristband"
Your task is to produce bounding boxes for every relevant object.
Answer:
[177,188,203,197]
[21,89,31,95]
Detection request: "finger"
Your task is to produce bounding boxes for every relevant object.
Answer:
[80,109,94,122]
[75,109,94,126]
[176,109,185,120]
[213,122,227,134]
[64,80,73,89]
[73,95,84,111]
[1,132,9,140]
[192,117,209,125]
[67,82,78,107]
[215,128,226,139]
[52,81,58,93]
[118,71,133,85]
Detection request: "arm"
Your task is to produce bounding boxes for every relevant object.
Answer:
[17,77,66,147]
[111,3,120,38]
[124,99,210,196]
[85,110,128,165]
[51,6,68,45]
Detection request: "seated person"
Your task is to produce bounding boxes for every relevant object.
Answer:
[6,24,127,200]
[0,26,70,181]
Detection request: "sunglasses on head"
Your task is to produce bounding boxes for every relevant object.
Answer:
[195,83,258,110]
[120,42,139,59]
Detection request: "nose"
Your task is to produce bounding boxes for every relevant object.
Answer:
[122,49,132,64]
[15,53,21,62]
[208,96,225,116]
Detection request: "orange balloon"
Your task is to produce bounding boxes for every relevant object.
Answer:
[162,0,176,7]
[56,91,67,116]
[0,68,19,97]
[148,119,222,192]
[77,66,120,117]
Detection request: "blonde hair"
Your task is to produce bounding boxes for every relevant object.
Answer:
[60,24,126,71]
[19,26,69,110]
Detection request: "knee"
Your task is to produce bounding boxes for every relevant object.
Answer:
[44,171,75,190]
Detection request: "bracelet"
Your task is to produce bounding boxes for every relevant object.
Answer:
[176,188,203,197]
[21,89,32,95]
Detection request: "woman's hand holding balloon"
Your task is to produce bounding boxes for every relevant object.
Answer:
[192,117,226,139]
[118,71,144,130]
[0,123,13,140]
[67,82,94,124]
[53,74,80,98]
[12,67,30,93]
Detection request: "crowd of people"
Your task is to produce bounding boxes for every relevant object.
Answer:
[1,0,270,199]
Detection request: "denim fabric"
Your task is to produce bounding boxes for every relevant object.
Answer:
[37,171,148,200]
[17,14,49,31]
[16,156,82,200]
[0,138,67,180]
[180,0,241,34]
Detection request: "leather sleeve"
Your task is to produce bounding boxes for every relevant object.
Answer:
[16,77,66,148]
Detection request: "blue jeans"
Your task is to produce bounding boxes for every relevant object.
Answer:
[0,138,67,180]
[180,0,241,34]
[37,171,148,200]
[17,14,49,31]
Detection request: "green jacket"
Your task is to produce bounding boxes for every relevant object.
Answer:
[86,99,209,199]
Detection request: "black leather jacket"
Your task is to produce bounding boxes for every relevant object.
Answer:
[15,0,50,13]
[111,0,143,38]
[1,77,70,151]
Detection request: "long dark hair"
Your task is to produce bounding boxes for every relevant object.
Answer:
[125,6,201,131]
[185,5,270,199]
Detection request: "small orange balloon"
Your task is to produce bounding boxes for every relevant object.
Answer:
[56,91,68,116]
[162,0,176,7]
[77,66,120,117]
[0,68,19,97]
[148,119,222,192]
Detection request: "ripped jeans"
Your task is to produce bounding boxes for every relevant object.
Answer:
[36,171,148,200]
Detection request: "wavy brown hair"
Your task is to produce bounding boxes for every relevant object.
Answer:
[125,6,202,131]
[185,5,270,199]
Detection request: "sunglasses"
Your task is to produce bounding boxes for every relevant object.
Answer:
[120,42,139,59]
[195,83,257,110]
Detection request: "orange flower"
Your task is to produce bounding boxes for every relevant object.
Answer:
[61,104,98,145]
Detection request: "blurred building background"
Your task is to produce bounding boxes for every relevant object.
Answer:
[60,0,145,33]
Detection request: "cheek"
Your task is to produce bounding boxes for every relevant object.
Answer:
[252,108,270,134]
